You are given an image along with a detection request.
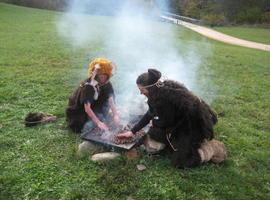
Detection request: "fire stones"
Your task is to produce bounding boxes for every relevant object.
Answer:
[136,164,147,171]
[91,152,121,162]
[77,141,103,157]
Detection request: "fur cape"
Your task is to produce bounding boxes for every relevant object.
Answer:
[66,80,89,133]
[147,80,218,168]
[66,79,114,133]
[24,112,57,127]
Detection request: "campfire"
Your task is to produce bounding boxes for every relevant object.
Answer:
[89,124,145,144]
[81,118,146,150]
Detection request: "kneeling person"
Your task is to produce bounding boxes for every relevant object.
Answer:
[66,58,119,134]
[117,69,227,168]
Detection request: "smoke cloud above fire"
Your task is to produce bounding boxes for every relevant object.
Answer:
[57,0,212,121]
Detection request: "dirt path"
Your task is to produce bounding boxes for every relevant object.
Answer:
[161,15,270,52]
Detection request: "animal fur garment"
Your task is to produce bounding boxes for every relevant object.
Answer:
[198,139,227,163]
[208,139,227,163]
[66,80,114,133]
[140,80,219,168]
[24,112,57,127]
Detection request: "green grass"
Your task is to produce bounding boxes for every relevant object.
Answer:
[213,26,270,44]
[1,3,270,200]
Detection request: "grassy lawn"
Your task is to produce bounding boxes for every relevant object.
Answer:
[214,26,270,44]
[1,3,270,200]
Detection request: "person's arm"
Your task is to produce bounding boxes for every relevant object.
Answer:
[116,111,152,139]
[80,84,108,130]
[84,102,108,131]
[130,111,153,134]
[108,96,119,124]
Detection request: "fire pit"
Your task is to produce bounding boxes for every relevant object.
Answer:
[81,122,146,150]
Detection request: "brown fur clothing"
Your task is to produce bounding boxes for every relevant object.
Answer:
[146,80,219,168]
[66,84,88,133]
[24,112,57,127]
[198,139,227,163]
[66,80,114,133]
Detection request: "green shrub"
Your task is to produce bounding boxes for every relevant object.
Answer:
[201,13,227,26]
[235,7,263,24]
[261,11,270,23]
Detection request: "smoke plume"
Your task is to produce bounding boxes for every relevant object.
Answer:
[57,0,212,121]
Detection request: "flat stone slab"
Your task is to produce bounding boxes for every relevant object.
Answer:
[91,152,121,162]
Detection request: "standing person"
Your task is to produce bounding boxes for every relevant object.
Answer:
[117,69,227,168]
[66,58,119,134]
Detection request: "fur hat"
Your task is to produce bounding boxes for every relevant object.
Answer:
[88,58,115,78]
[136,68,162,86]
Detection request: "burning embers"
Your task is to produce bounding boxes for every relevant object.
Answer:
[81,114,146,150]
[89,123,146,145]
[114,128,145,145]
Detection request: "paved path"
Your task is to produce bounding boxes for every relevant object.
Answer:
[161,15,270,52]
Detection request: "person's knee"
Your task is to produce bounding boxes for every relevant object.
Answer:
[147,127,167,143]
[144,135,166,153]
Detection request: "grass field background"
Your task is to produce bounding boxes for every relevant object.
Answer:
[0,3,270,200]
[214,26,270,44]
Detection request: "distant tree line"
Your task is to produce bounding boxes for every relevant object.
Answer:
[0,0,137,15]
[169,0,270,25]
[1,0,270,25]
[0,0,69,11]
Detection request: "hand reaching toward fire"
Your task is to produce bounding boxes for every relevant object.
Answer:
[117,131,134,139]
[97,121,109,131]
